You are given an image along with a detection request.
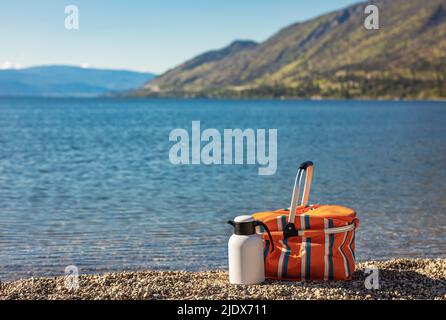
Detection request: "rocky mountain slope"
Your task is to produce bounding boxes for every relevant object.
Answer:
[134,0,446,99]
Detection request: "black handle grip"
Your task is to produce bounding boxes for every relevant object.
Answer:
[299,161,314,170]
[255,221,274,253]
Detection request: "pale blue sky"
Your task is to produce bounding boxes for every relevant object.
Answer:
[0,0,361,73]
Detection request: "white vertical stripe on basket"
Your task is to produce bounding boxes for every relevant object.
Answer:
[277,216,284,278]
[278,240,285,278]
[277,216,283,231]
[300,214,306,280]
[324,218,329,280]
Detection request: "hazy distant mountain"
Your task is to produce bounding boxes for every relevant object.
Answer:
[144,40,258,93]
[134,0,446,99]
[0,66,155,97]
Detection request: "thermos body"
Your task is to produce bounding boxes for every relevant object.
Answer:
[228,233,265,285]
[227,215,274,285]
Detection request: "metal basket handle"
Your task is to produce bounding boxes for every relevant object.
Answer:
[287,161,314,225]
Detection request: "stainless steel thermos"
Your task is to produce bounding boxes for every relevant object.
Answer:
[227,215,274,285]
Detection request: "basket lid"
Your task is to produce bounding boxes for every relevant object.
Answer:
[305,205,356,219]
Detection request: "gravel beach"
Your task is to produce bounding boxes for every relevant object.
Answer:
[0,258,444,300]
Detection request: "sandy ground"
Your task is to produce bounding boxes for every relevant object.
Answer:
[0,258,444,300]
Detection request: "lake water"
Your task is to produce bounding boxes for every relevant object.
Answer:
[0,98,445,281]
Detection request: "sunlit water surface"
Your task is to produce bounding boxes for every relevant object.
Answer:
[0,98,445,281]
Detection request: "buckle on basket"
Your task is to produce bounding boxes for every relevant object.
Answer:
[283,223,300,238]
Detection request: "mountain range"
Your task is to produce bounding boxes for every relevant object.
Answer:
[0,66,155,97]
[133,0,446,99]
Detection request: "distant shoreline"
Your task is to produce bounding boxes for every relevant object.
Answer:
[1,258,444,300]
[1,95,446,103]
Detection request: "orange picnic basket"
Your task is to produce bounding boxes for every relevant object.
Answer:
[253,161,359,281]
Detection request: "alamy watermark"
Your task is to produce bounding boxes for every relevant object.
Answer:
[364,268,380,290]
[169,121,277,175]
[364,5,379,30]
[64,265,79,291]
[65,5,79,30]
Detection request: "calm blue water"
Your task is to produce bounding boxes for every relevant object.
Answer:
[0,98,445,281]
